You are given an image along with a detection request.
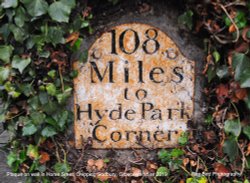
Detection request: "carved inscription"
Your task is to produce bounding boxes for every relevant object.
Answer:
[74,23,195,149]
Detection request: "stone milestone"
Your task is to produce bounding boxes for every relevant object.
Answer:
[74,23,195,149]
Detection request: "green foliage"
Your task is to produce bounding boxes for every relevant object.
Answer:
[212,51,220,63]
[178,132,188,145]
[53,162,71,173]
[224,11,247,29]
[224,119,241,137]
[7,150,26,172]
[48,0,76,23]
[243,125,250,139]
[156,166,169,177]
[223,137,239,162]
[22,0,48,17]
[22,123,37,136]
[158,148,184,171]
[186,176,207,183]
[27,144,39,160]
[216,65,229,79]
[178,10,193,30]
[232,53,250,87]
[1,0,18,8]
[46,83,57,96]
[0,45,13,63]
[0,0,90,179]
[205,114,213,125]
[12,55,31,73]
[41,126,57,137]
[0,66,10,84]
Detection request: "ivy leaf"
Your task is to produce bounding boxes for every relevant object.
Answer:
[216,65,229,79]
[186,176,207,183]
[0,24,11,42]
[12,55,31,74]
[47,26,65,46]
[41,126,57,137]
[0,66,10,84]
[239,68,250,88]
[223,138,239,161]
[0,45,13,63]
[48,70,56,79]
[207,65,216,82]
[224,119,241,137]
[53,162,71,173]
[158,149,171,164]
[30,111,45,125]
[22,0,48,17]
[28,96,40,110]
[48,0,75,23]
[9,24,28,43]
[232,53,250,81]
[212,51,220,63]
[1,0,18,8]
[7,152,18,167]
[4,81,21,98]
[156,166,169,177]
[171,149,184,158]
[56,87,72,104]
[178,10,193,30]
[61,0,76,9]
[58,110,69,128]
[178,132,188,145]
[27,144,39,160]
[14,6,28,28]
[243,125,250,140]
[46,83,57,96]
[22,123,37,136]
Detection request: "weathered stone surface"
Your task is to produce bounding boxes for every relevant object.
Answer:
[74,23,195,149]
[0,150,25,183]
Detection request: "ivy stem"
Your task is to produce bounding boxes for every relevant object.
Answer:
[5,111,25,120]
[230,102,240,123]
[59,66,65,92]
[52,137,62,163]
[237,141,246,176]
[219,4,240,43]
[230,102,246,175]
[57,141,67,162]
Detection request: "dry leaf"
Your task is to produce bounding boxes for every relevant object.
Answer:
[234,42,249,53]
[96,173,112,182]
[228,24,236,33]
[39,151,50,164]
[87,159,95,167]
[138,3,151,13]
[9,106,19,114]
[131,167,142,177]
[246,143,250,156]
[183,158,190,167]
[213,163,230,179]
[190,160,197,167]
[146,162,158,172]
[235,88,247,100]
[68,140,75,147]
[216,84,229,104]
[242,26,250,42]
[203,130,216,143]
[95,159,105,170]
[192,144,200,153]
[179,180,185,183]
[66,32,79,46]
[82,7,92,18]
